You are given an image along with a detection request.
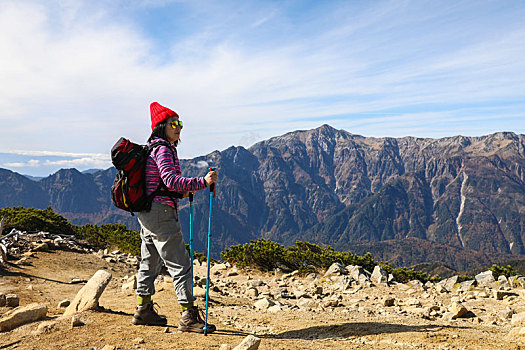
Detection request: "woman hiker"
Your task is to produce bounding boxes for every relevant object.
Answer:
[132,101,218,333]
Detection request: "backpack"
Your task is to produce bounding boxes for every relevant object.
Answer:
[110,137,181,214]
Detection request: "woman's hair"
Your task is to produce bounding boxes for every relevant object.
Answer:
[148,120,179,146]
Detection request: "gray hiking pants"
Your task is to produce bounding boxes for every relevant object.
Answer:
[136,201,195,304]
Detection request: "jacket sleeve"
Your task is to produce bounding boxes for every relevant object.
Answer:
[152,145,206,192]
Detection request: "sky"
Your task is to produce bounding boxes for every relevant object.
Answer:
[0,0,524,177]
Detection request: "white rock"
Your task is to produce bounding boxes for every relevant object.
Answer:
[5,294,19,307]
[211,263,228,274]
[498,275,510,289]
[71,315,84,328]
[494,290,518,300]
[122,275,137,291]
[511,312,525,326]
[233,335,261,350]
[406,298,422,307]
[0,303,48,332]
[293,290,310,299]
[254,298,274,310]
[439,276,459,291]
[371,265,388,285]
[475,271,495,286]
[450,302,469,319]
[246,287,259,298]
[324,263,347,276]
[297,298,317,310]
[268,305,282,313]
[64,270,112,316]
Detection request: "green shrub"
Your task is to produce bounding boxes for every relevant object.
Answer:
[222,239,436,282]
[75,223,141,256]
[221,239,290,271]
[489,264,514,278]
[379,261,439,283]
[0,206,76,236]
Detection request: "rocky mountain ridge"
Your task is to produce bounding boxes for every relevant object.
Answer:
[1,125,524,270]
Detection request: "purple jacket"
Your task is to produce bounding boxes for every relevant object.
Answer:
[145,137,206,209]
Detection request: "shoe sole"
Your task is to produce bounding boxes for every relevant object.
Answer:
[132,317,167,326]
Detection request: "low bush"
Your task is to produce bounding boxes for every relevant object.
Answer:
[489,264,514,278]
[75,223,141,256]
[0,206,76,236]
[222,239,438,283]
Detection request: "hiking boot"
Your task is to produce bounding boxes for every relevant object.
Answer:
[178,306,216,333]
[131,302,167,326]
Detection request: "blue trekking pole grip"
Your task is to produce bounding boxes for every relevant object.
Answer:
[189,192,194,296]
[204,167,216,336]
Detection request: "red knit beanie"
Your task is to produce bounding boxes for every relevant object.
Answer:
[150,102,179,130]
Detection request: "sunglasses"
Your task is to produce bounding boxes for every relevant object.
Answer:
[170,120,183,129]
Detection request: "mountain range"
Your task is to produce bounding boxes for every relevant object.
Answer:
[1,125,524,271]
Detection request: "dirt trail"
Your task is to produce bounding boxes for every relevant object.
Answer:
[0,250,523,349]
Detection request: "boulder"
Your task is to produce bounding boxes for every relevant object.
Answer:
[508,276,522,289]
[0,243,7,264]
[457,280,477,292]
[233,335,261,350]
[500,309,515,320]
[511,312,525,326]
[0,303,48,332]
[254,298,274,310]
[438,276,459,291]
[122,275,137,291]
[248,280,265,288]
[6,294,19,307]
[406,298,422,307]
[211,263,228,275]
[475,271,496,286]
[64,270,112,316]
[371,266,388,285]
[0,293,6,307]
[449,302,469,319]
[293,290,310,299]
[435,284,448,293]
[297,298,317,310]
[494,290,518,300]
[71,315,84,328]
[324,263,347,276]
[246,287,259,298]
[101,346,117,350]
[498,275,510,289]
[383,297,396,307]
[268,304,282,313]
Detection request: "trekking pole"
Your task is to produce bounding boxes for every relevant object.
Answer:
[189,192,194,296]
[204,167,216,336]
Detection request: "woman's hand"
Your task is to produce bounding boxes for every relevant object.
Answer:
[182,191,195,198]
[204,169,218,187]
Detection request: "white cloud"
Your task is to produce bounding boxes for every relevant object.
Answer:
[0,0,524,177]
[0,150,109,159]
[43,157,111,168]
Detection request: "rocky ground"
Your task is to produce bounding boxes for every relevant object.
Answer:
[1,232,525,349]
